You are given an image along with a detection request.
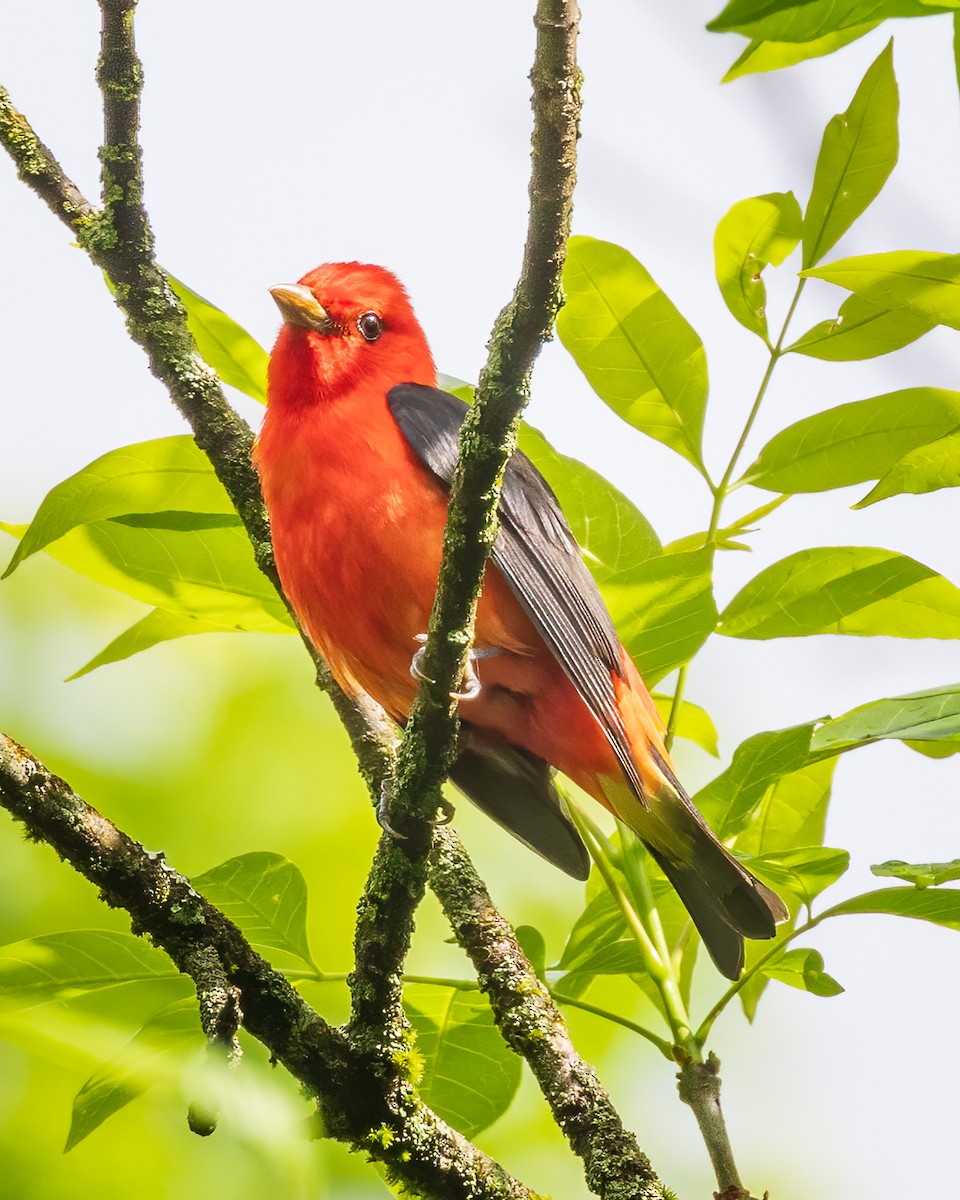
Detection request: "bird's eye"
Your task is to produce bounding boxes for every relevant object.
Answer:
[357,311,383,343]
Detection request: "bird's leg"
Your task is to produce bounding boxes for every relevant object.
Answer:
[409,634,502,700]
[377,777,456,837]
[377,778,406,840]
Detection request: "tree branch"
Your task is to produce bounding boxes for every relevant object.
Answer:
[431,829,667,1200]
[2,1,670,1194]
[0,733,536,1200]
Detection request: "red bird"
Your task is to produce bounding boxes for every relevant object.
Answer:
[255,262,786,978]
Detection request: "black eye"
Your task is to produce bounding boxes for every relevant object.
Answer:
[357,311,383,342]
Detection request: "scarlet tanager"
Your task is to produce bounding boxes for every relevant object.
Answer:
[255,261,787,979]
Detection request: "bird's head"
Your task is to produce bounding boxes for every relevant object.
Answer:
[268,262,436,407]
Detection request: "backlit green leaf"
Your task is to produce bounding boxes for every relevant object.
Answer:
[714,192,802,340]
[722,24,879,81]
[0,931,178,1008]
[557,889,628,972]
[811,683,960,753]
[695,724,816,839]
[858,426,960,506]
[707,0,958,43]
[823,886,960,929]
[735,759,837,854]
[803,250,960,329]
[404,985,521,1138]
[871,858,960,887]
[742,389,960,494]
[67,1001,202,1150]
[652,693,719,756]
[745,846,849,905]
[786,292,935,360]
[1,516,292,634]
[2,436,231,579]
[169,275,269,403]
[559,236,709,475]
[802,41,898,268]
[719,547,960,639]
[193,853,316,970]
[517,424,661,578]
[68,608,238,680]
[759,947,843,996]
[603,547,717,686]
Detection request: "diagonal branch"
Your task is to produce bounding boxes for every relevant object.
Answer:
[0,732,535,1200]
[348,0,581,1036]
[1,1,668,1195]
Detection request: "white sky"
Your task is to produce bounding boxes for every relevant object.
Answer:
[2,2,959,1196]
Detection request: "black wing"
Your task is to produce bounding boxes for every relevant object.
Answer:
[387,382,646,802]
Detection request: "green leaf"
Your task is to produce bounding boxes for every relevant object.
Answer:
[714,192,802,340]
[403,985,521,1138]
[824,886,960,929]
[735,759,838,854]
[718,546,960,640]
[695,724,815,839]
[871,858,960,887]
[169,275,269,403]
[0,931,178,1007]
[858,426,960,506]
[652,693,720,756]
[558,236,709,475]
[802,41,898,268]
[516,424,661,578]
[745,846,849,905]
[435,378,664,577]
[741,389,960,494]
[1,516,292,634]
[759,947,843,996]
[67,1001,202,1150]
[811,683,960,753]
[803,250,960,329]
[193,853,316,970]
[904,737,960,758]
[514,925,547,979]
[786,292,935,360]
[603,548,718,686]
[722,24,879,80]
[2,436,231,578]
[68,607,239,680]
[707,0,959,43]
[557,890,628,973]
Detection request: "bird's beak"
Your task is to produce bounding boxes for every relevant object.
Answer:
[270,284,335,334]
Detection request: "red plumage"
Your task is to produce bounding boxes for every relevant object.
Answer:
[256,261,787,978]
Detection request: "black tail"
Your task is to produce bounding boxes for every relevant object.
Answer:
[641,783,789,978]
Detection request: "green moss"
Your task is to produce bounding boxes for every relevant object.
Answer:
[76,212,118,254]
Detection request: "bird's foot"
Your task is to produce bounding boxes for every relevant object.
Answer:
[376,779,406,841]
[377,779,455,837]
[409,634,502,700]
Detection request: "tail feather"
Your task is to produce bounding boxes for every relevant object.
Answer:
[620,778,789,980]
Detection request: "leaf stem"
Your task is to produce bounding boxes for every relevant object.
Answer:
[695,908,828,1044]
[555,995,675,1058]
[569,803,697,1053]
[666,277,806,743]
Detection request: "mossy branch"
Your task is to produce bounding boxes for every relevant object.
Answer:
[0,733,535,1199]
[1,0,669,1195]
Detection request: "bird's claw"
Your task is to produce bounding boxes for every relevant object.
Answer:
[377,781,454,834]
[377,780,406,841]
[433,798,456,827]
[409,635,502,700]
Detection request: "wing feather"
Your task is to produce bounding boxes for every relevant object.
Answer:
[387,383,645,802]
